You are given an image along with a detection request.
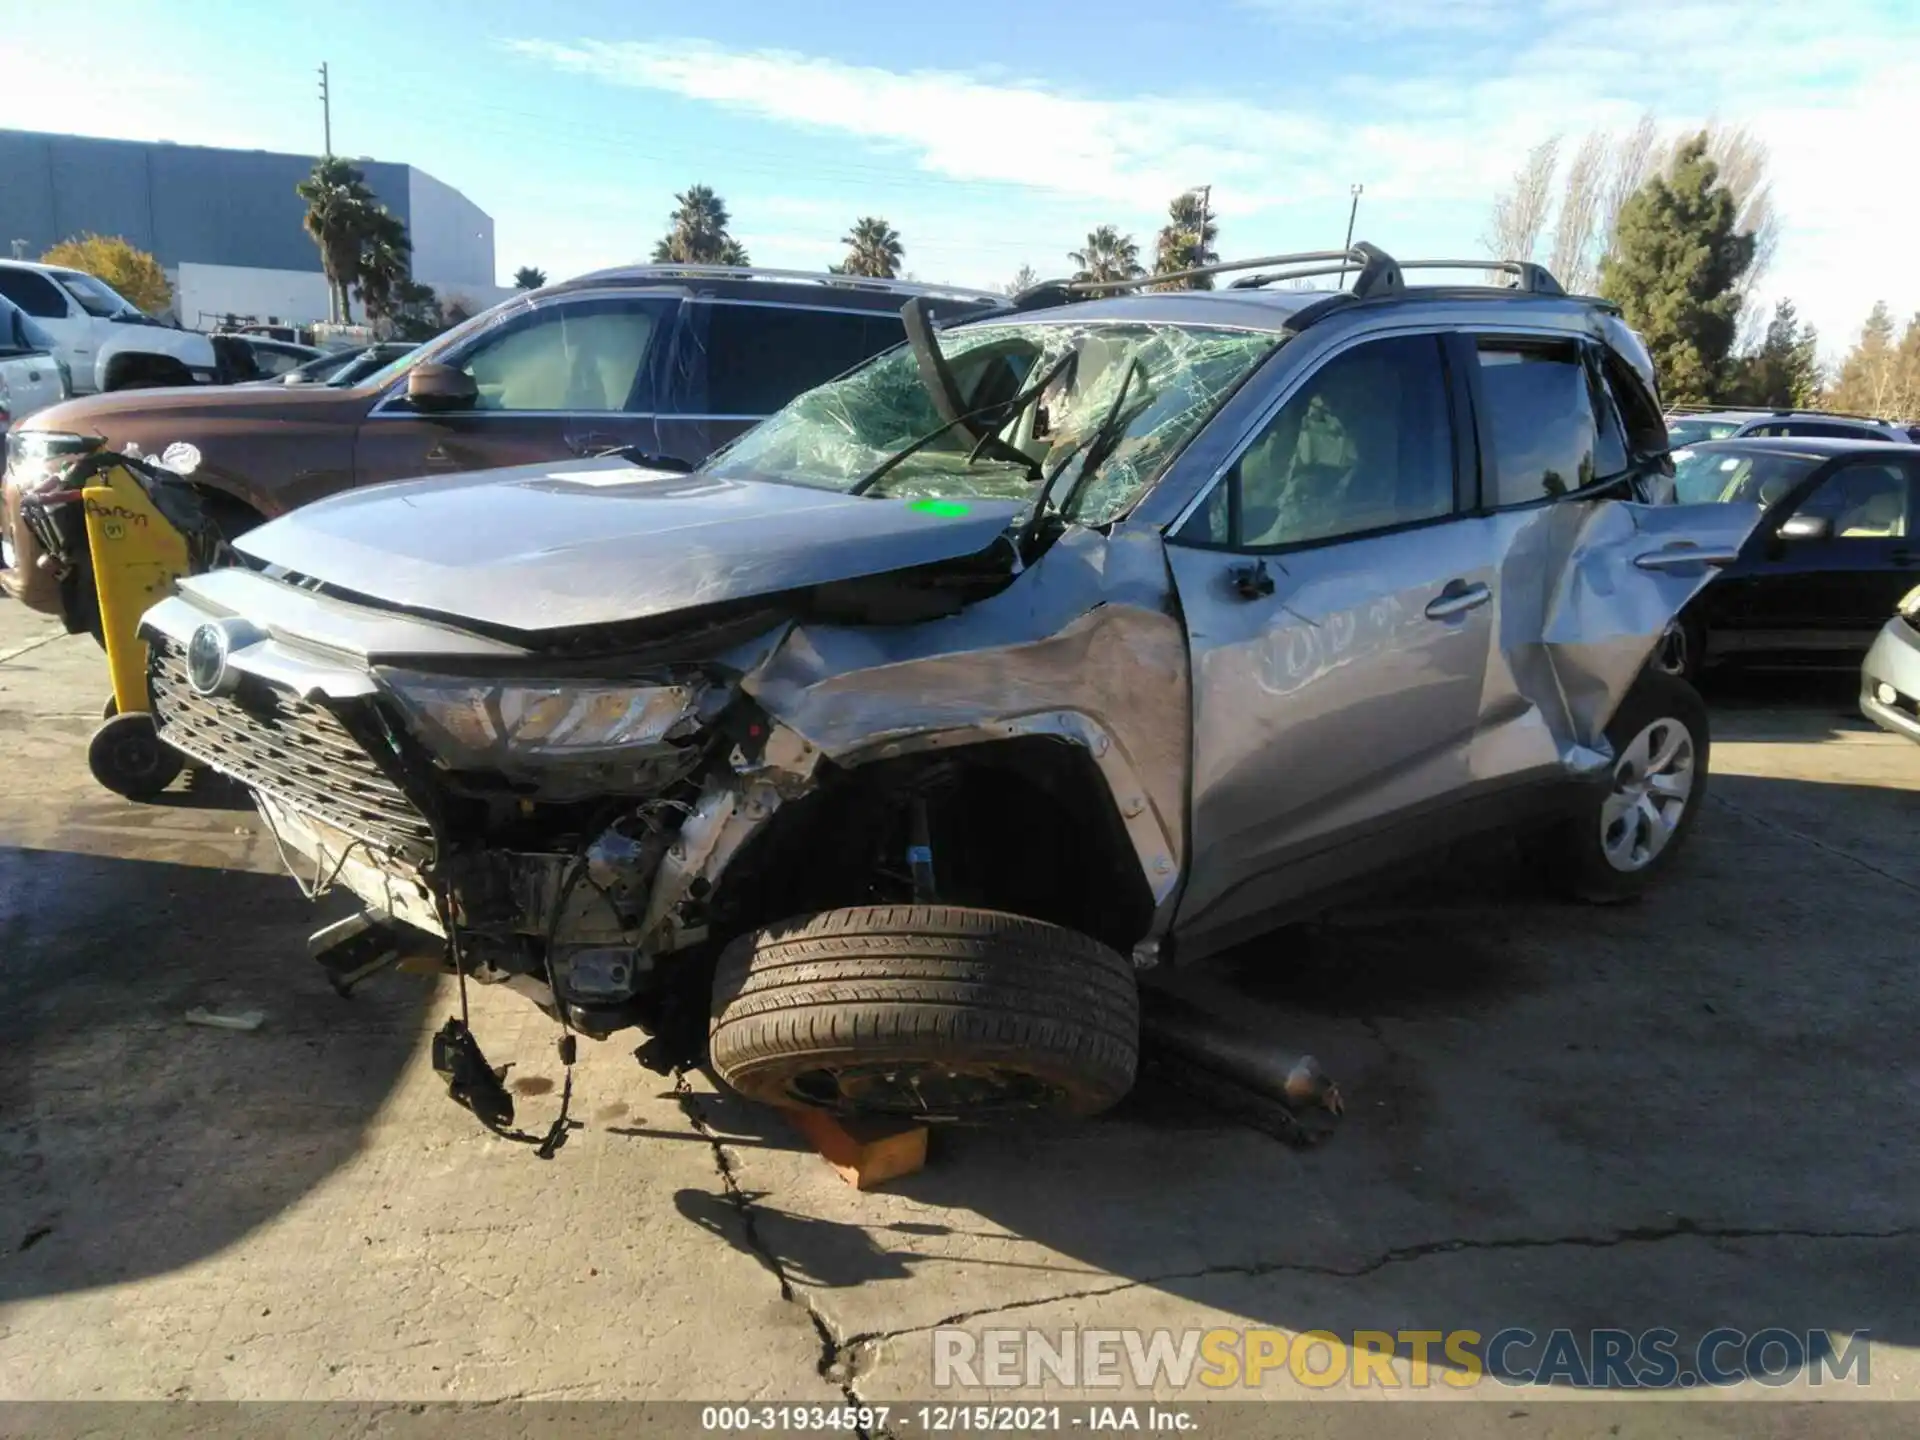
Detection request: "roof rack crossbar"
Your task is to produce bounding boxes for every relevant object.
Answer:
[573,263,1007,306]
[1063,249,1359,296]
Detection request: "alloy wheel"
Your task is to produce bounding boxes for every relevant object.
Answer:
[1600,716,1696,872]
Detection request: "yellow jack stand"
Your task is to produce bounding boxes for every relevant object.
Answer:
[81,461,191,799]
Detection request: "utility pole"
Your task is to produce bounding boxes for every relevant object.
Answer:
[318,63,332,157]
[1196,184,1212,267]
[1337,182,1364,287]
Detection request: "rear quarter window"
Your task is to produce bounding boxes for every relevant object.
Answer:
[695,303,903,417]
[1474,338,1604,505]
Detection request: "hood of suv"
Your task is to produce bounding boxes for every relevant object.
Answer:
[21,380,372,441]
[235,454,1025,633]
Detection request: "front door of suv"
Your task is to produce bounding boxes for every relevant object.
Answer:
[1165,331,1494,955]
[355,292,674,486]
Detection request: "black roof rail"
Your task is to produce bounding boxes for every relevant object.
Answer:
[1766,407,1894,424]
[571,263,1008,307]
[1013,243,1566,310]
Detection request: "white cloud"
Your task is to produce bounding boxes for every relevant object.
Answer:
[509,3,1917,357]
[504,39,1339,215]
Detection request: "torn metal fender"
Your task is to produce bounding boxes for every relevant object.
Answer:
[1478,497,1763,778]
[741,523,1192,926]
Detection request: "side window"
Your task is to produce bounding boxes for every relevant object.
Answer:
[1791,463,1910,539]
[1475,338,1602,505]
[249,346,307,378]
[699,305,895,416]
[1780,421,1877,440]
[0,269,70,319]
[452,297,666,412]
[1177,334,1455,549]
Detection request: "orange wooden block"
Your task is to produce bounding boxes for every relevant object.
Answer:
[781,1106,928,1190]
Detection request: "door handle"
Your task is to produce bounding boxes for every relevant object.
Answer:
[1891,550,1917,568]
[423,443,459,466]
[1424,580,1490,620]
[1635,544,1740,571]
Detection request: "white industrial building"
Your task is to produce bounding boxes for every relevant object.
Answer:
[0,129,511,330]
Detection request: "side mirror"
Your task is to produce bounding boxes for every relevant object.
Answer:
[405,362,477,413]
[1778,513,1832,541]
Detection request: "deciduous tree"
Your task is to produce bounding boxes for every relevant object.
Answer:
[1826,303,1920,419]
[39,234,171,314]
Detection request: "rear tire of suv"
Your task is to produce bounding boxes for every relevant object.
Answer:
[1543,670,1710,904]
[708,905,1139,1122]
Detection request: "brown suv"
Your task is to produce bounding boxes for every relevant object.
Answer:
[1,266,1003,618]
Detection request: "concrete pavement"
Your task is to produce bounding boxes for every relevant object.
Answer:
[2,599,1916,1410]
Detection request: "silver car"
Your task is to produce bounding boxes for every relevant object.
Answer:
[138,245,1762,1124]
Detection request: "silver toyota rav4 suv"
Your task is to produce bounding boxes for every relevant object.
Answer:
[138,245,1762,1126]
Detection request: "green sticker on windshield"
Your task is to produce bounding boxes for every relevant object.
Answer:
[909,499,972,517]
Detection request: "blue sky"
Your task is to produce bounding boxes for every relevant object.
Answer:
[2,0,1912,357]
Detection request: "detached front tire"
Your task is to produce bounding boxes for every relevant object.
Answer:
[1544,669,1710,903]
[709,905,1140,1122]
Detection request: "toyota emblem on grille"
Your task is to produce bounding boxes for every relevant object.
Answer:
[186,622,234,696]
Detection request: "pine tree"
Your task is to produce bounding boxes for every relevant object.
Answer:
[1727,299,1821,408]
[1597,133,1754,405]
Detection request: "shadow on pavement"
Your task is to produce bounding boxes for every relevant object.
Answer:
[677,767,1920,1379]
[0,845,429,1303]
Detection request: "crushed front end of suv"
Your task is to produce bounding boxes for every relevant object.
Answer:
[140,246,1767,1124]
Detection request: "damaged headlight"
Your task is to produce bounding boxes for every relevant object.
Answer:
[5,431,102,495]
[383,674,704,765]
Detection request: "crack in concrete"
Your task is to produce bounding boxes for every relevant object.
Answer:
[673,1069,882,1434]
[842,1216,1920,1349]
[1710,793,1918,893]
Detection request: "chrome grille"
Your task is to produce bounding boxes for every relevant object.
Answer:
[149,638,434,860]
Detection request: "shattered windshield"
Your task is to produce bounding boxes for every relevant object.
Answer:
[705,320,1279,525]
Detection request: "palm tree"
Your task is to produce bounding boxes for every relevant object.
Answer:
[354,211,414,332]
[1153,190,1220,290]
[1068,226,1144,288]
[839,217,903,279]
[296,157,381,323]
[651,185,747,266]
[512,266,547,290]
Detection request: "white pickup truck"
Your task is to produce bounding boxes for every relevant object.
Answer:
[0,261,219,393]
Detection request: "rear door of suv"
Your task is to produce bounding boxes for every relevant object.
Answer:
[652,297,911,464]
[354,290,677,486]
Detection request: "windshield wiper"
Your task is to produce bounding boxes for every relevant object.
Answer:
[848,350,1077,497]
[1016,355,1142,558]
